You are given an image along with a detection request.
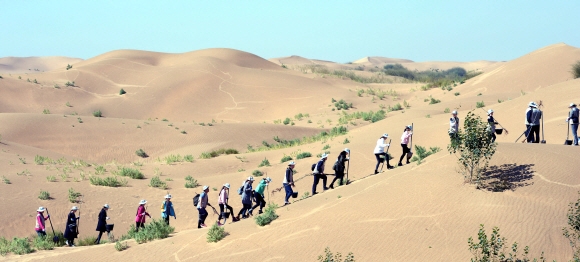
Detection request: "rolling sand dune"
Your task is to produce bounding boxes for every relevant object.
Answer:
[1,43,580,261]
[0,57,83,73]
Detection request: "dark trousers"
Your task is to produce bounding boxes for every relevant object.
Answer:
[251,192,266,212]
[198,208,208,228]
[312,173,328,194]
[527,125,540,143]
[66,237,75,246]
[164,216,170,225]
[330,171,344,187]
[238,203,252,217]
[36,230,46,237]
[399,144,410,163]
[283,183,293,203]
[490,132,496,143]
[375,153,390,171]
[95,231,105,244]
[219,204,234,220]
[135,222,145,232]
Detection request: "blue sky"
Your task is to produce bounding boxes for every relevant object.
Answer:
[2,1,579,62]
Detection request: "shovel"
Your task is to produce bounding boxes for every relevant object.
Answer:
[45,208,59,244]
[379,139,392,173]
[407,123,414,162]
[565,123,573,145]
[540,109,546,144]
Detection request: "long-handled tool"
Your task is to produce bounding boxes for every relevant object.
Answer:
[407,123,414,163]
[480,108,509,135]
[345,150,351,185]
[76,195,83,235]
[515,125,532,143]
[379,139,392,173]
[45,208,59,244]
[539,101,546,143]
[565,123,573,145]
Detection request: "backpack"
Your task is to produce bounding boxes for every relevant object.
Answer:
[311,163,317,171]
[332,161,338,171]
[237,184,244,195]
[192,193,200,206]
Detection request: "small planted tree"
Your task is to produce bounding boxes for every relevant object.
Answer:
[318,247,355,262]
[447,111,496,185]
[563,192,580,260]
[206,223,226,243]
[572,60,580,79]
[468,225,537,262]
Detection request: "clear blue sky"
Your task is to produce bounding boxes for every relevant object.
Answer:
[2,0,579,62]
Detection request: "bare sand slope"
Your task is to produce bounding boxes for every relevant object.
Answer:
[0,56,83,73]
[10,143,579,262]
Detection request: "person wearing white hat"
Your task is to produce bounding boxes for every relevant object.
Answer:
[282,162,296,205]
[197,186,214,228]
[374,133,393,174]
[217,183,238,226]
[525,101,542,143]
[449,110,460,136]
[135,200,151,232]
[311,153,329,195]
[95,204,110,244]
[566,103,579,145]
[35,207,50,237]
[329,149,350,189]
[250,177,272,215]
[398,126,413,166]
[64,206,80,247]
[487,109,498,143]
[161,194,176,225]
[238,177,255,218]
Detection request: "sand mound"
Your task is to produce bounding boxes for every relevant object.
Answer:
[0,56,83,73]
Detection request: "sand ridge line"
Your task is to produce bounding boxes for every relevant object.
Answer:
[534,172,580,188]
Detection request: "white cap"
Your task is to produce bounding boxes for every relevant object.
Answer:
[103,204,110,209]
[139,200,147,205]
[71,206,79,211]
[487,109,494,114]
[344,148,350,153]
[529,101,537,107]
[224,183,230,189]
[570,103,577,108]
[247,176,254,181]
[266,177,272,183]
[321,153,328,159]
[382,133,388,138]
[165,194,172,199]
[37,207,45,212]
[452,110,457,115]
[288,161,296,166]
[203,185,209,190]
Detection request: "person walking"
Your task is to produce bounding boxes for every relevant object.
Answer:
[63,206,79,247]
[329,149,350,189]
[135,200,150,232]
[250,177,272,215]
[487,109,498,143]
[35,207,50,237]
[161,194,176,225]
[283,162,296,205]
[374,133,393,174]
[526,102,542,143]
[237,177,254,218]
[197,186,214,228]
[312,154,329,194]
[567,103,579,146]
[217,183,239,226]
[95,204,109,244]
[398,126,413,166]
[449,110,459,138]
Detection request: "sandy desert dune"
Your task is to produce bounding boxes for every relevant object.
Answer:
[1,43,580,261]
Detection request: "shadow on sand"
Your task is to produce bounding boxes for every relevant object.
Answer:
[479,163,535,192]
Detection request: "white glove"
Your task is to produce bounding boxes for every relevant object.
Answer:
[141,213,146,216]
[106,217,110,220]
[385,144,390,147]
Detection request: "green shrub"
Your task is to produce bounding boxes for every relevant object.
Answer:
[185,175,199,188]
[77,236,98,246]
[68,188,81,203]
[207,223,226,243]
[343,138,350,144]
[89,176,128,187]
[454,92,460,96]
[410,145,441,165]
[248,126,348,153]
[280,155,292,163]
[149,176,168,189]
[2,176,10,184]
[119,88,126,95]
[334,99,352,110]
[164,154,183,164]
[184,155,194,162]
[258,158,270,167]
[255,203,279,226]
[252,170,264,177]
[46,175,56,182]
[8,237,34,255]
[283,117,291,125]
[476,101,485,108]
[317,247,355,262]
[429,97,441,104]
[38,190,50,200]
[129,219,174,244]
[115,167,144,179]
[199,148,238,159]
[66,64,72,70]
[33,235,56,250]
[563,192,580,259]
[35,155,51,165]
[115,241,128,251]
[573,60,580,79]
[468,225,539,262]
[135,149,148,158]
[92,110,102,117]
[296,152,312,159]
[444,108,450,113]
[95,165,106,175]
[43,109,50,114]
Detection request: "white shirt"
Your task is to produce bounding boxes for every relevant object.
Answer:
[373,138,388,154]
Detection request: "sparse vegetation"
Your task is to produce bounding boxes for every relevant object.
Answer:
[468,225,540,262]
[2,176,10,184]
[114,167,144,179]
[476,101,485,108]
[444,108,451,113]
[563,192,580,259]
[343,138,350,144]
[65,81,75,87]
[295,152,312,159]
[199,148,239,159]
[338,110,386,125]
[149,176,168,189]
[207,223,226,243]
[119,88,126,95]
[183,155,194,162]
[258,158,271,167]
[66,64,73,70]
[164,154,184,164]
[185,175,199,188]
[46,175,56,182]
[135,149,148,158]
[410,145,441,165]
[89,176,128,187]
[334,99,353,110]
[42,109,50,114]
[115,241,128,251]
[68,188,81,203]
[252,170,264,177]
[255,203,279,226]
[93,110,102,117]
[573,60,580,79]
[317,247,355,262]
[38,190,50,200]
[120,219,174,244]
[429,97,441,105]
[280,155,293,163]
[454,92,460,96]
[247,126,348,152]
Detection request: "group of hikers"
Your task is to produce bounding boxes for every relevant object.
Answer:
[447,101,579,146]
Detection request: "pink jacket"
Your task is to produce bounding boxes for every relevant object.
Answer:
[401,131,412,144]
[135,205,150,223]
[218,188,228,204]
[35,213,48,231]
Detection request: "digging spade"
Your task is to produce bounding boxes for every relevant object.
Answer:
[379,139,392,173]
[407,123,414,163]
[45,208,59,244]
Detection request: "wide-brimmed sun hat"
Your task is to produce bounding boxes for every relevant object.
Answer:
[224,183,230,189]
[247,176,254,181]
[488,109,494,114]
[203,185,209,190]
[37,207,45,212]
[321,153,328,159]
[344,148,350,153]
[266,177,272,183]
[570,103,577,108]
[71,206,79,211]
[103,204,110,209]
[165,194,172,199]
[452,110,457,115]
[529,101,537,107]
[139,200,147,205]
[288,161,296,166]
[382,133,388,138]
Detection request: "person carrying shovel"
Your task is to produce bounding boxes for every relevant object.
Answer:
[398,126,413,166]
[34,207,50,237]
[374,133,393,174]
[566,103,579,146]
[487,109,498,142]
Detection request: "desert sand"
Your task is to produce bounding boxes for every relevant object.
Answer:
[1,43,580,261]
